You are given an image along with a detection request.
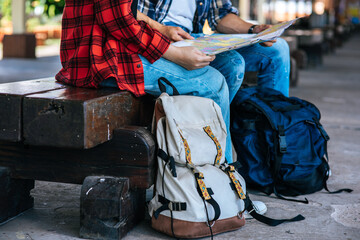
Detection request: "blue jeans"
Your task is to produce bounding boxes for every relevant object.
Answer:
[164,21,290,96]
[197,35,290,96]
[163,23,245,101]
[236,38,290,96]
[100,55,237,163]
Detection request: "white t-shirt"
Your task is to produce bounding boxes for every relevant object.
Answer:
[162,0,197,32]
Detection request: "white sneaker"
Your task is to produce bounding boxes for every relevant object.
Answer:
[243,201,267,219]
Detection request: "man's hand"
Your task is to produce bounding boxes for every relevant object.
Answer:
[158,25,194,42]
[253,24,271,33]
[253,24,277,47]
[216,14,277,47]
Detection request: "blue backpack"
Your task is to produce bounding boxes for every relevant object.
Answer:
[230,87,351,202]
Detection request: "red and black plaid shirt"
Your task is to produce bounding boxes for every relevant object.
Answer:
[55,0,170,96]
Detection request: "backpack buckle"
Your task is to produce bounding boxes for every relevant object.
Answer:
[186,162,196,171]
[278,125,287,153]
[278,135,287,153]
[168,202,186,211]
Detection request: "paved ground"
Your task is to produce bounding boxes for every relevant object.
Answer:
[0,43,61,83]
[0,33,359,240]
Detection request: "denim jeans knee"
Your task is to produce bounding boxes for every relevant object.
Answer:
[236,38,290,96]
[210,50,244,102]
[140,55,234,163]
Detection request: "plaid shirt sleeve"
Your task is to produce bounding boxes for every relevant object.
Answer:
[207,0,239,31]
[94,0,170,63]
[56,0,170,97]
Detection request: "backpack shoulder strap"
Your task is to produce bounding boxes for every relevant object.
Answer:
[244,194,305,226]
[178,130,221,222]
[158,77,180,95]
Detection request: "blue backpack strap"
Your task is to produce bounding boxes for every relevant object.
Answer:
[277,125,287,153]
[244,194,305,226]
[270,125,310,204]
[320,158,353,194]
[312,117,330,141]
[273,187,309,204]
[255,94,303,112]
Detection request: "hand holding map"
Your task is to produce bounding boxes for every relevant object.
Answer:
[172,18,300,55]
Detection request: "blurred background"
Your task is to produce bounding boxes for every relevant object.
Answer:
[0,0,359,60]
[0,2,359,239]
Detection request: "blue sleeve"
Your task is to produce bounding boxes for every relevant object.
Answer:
[207,0,239,31]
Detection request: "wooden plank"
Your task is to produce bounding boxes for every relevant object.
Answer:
[23,86,154,148]
[80,176,145,240]
[0,127,156,189]
[0,78,66,142]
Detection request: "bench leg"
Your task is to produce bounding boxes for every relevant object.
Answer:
[0,167,34,223]
[300,44,323,68]
[291,49,308,70]
[290,56,299,87]
[80,176,145,240]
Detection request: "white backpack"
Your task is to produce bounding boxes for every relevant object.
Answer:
[149,92,247,238]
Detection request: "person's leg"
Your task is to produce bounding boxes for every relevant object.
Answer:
[163,22,245,103]
[140,55,234,163]
[236,38,290,96]
[209,50,245,102]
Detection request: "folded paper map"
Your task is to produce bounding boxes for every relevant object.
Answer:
[172,18,300,55]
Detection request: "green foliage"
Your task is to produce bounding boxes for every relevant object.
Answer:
[26,16,41,31]
[0,0,65,21]
[0,0,12,20]
[30,0,65,17]
[0,0,64,30]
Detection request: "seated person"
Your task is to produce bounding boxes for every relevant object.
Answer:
[138,0,291,97]
[55,0,241,163]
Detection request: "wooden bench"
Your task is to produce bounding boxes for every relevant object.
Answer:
[322,26,337,54]
[285,29,324,68]
[0,78,156,239]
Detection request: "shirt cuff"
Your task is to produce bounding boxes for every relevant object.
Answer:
[213,6,239,30]
[141,29,171,64]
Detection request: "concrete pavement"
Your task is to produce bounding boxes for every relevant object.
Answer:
[0,43,61,83]
[0,33,359,240]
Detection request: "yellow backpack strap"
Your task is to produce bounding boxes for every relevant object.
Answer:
[193,172,211,200]
[178,129,221,221]
[203,126,245,200]
[220,164,246,200]
[194,171,221,221]
[178,130,211,200]
[178,129,193,165]
[203,126,223,165]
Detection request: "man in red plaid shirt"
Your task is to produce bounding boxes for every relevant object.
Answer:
[56,0,243,163]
